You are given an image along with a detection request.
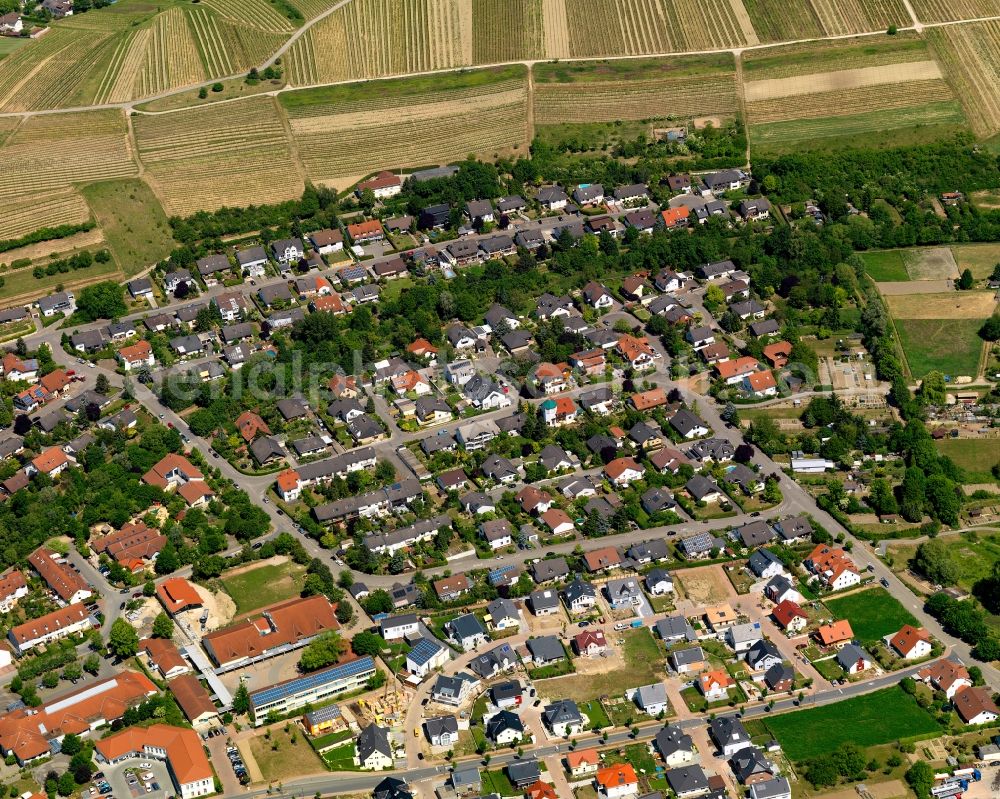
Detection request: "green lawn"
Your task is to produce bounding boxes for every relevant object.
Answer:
[81,178,176,276]
[895,317,985,379]
[481,769,516,796]
[219,560,307,615]
[323,741,359,771]
[862,250,910,282]
[823,587,918,643]
[0,258,119,304]
[0,37,29,61]
[934,438,1000,483]
[580,699,612,729]
[750,101,967,155]
[761,686,939,760]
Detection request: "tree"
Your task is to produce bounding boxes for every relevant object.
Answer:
[351,631,385,658]
[980,316,1000,341]
[912,539,960,586]
[867,478,898,516]
[232,682,250,715]
[916,371,946,406]
[57,772,75,796]
[155,541,180,575]
[152,612,174,639]
[299,631,346,671]
[361,589,393,615]
[898,467,926,523]
[905,761,934,799]
[957,268,974,290]
[76,281,127,321]
[143,579,156,597]
[95,373,110,395]
[83,654,100,675]
[59,734,82,757]
[108,617,139,658]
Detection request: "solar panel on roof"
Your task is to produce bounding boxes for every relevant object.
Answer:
[250,656,375,706]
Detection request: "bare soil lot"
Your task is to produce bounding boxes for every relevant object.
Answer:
[884,291,997,318]
[743,61,941,101]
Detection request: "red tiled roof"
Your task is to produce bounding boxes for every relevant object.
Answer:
[168,675,217,722]
[142,453,202,489]
[95,724,211,785]
[202,595,338,667]
[816,620,853,646]
[771,599,806,629]
[92,522,165,564]
[31,446,70,475]
[28,547,89,602]
[141,637,187,676]
[0,671,156,761]
[157,578,202,614]
[596,764,637,789]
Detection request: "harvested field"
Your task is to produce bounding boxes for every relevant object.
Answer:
[884,291,996,319]
[542,0,571,58]
[902,246,959,280]
[950,243,1000,279]
[1,188,93,240]
[928,21,1000,137]
[534,55,737,125]
[896,318,988,378]
[472,0,542,62]
[281,67,528,186]
[910,0,1000,22]
[744,61,941,101]
[133,95,302,214]
[0,110,137,212]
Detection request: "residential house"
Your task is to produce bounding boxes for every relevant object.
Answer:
[596,764,639,799]
[670,646,706,674]
[836,643,872,674]
[543,699,583,737]
[889,625,932,660]
[573,629,607,657]
[445,614,489,651]
[529,589,561,616]
[771,600,808,633]
[698,670,735,700]
[655,725,696,767]
[745,640,782,673]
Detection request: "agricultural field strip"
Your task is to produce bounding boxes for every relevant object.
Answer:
[745,78,954,122]
[741,36,932,78]
[3,188,92,239]
[927,22,1000,137]
[10,32,118,111]
[910,0,1000,23]
[533,75,737,123]
[288,87,525,133]
[743,59,941,100]
[0,29,82,110]
[749,101,964,145]
[542,0,571,58]
[187,6,236,78]
[202,0,296,31]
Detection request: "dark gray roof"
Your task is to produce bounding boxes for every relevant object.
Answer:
[356,724,392,763]
[531,558,568,583]
[527,636,565,663]
[665,766,708,795]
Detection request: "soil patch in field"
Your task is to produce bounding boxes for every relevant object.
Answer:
[676,565,733,604]
[877,279,954,294]
[743,60,941,101]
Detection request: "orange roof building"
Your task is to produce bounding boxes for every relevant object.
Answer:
[92,522,166,566]
[815,619,854,647]
[603,456,645,485]
[889,624,932,659]
[94,724,213,799]
[617,334,656,367]
[918,658,972,698]
[762,341,792,368]
[407,338,439,358]
[596,764,638,793]
[0,671,157,762]
[526,781,558,799]
[312,294,348,315]
[804,544,860,590]
[630,388,666,411]
[0,569,27,612]
[9,601,95,654]
[661,207,690,229]
[201,594,338,669]
[235,410,270,442]
[745,370,777,394]
[142,453,203,490]
[118,340,153,367]
[28,446,72,476]
[698,669,735,696]
[141,637,190,679]
[157,577,203,615]
[168,675,217,724]
[176,480,214,507]
[566,748,600,775]
[584,546,621,572]
[39,369,71,395]
[28,547,92,604]
[716,356,759,382]
[347,219,384,242]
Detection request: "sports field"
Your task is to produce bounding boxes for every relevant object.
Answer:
[761,686,938,761]
[219,559,307,615]
[823,587,919,643]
